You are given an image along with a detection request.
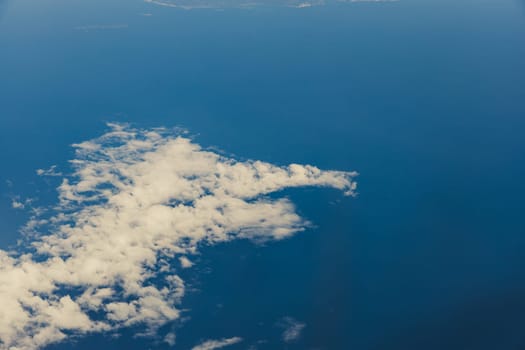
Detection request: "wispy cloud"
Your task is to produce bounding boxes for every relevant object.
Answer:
[36,165,62,177]
[144,0,323,10]
[143,0,398,10]
[192,336,243,350]
[279,317,306,342]
[164,332,176,345]
[0,123,356,349]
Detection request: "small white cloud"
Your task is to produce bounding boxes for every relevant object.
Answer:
[192,337,242,350]
[11,200,24,209]
[164,332,176,346]
[179,256,194,268]
[280,317,306,342]
[289,2,313,8]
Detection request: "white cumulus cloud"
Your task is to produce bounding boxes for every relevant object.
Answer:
[0,123,356,350]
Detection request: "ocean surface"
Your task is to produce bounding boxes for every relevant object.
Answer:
[1,0,525,349]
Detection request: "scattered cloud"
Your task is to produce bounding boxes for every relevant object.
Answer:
[0,123,356,350]
[10,197,36,210]
[279,317,306,342]
[36,165,62,177]
[192,336,243,350]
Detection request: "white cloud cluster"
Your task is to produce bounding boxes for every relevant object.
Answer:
[0,123,356,350]
[192,336,242,350]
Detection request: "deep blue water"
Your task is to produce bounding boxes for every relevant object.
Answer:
[1,0,525,349]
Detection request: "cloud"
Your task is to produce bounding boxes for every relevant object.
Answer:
[279,317,306,342]
[179,256,194,268]
[10,197,35,210]
[143,0,398,10]
[0,123,356,350]
[36,165,62,177]
[144,0,327,10]
[164,332,176,346]
[192,337,242,350]
[11,200,24,209]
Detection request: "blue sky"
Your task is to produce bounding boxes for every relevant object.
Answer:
[1,0,525,349]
